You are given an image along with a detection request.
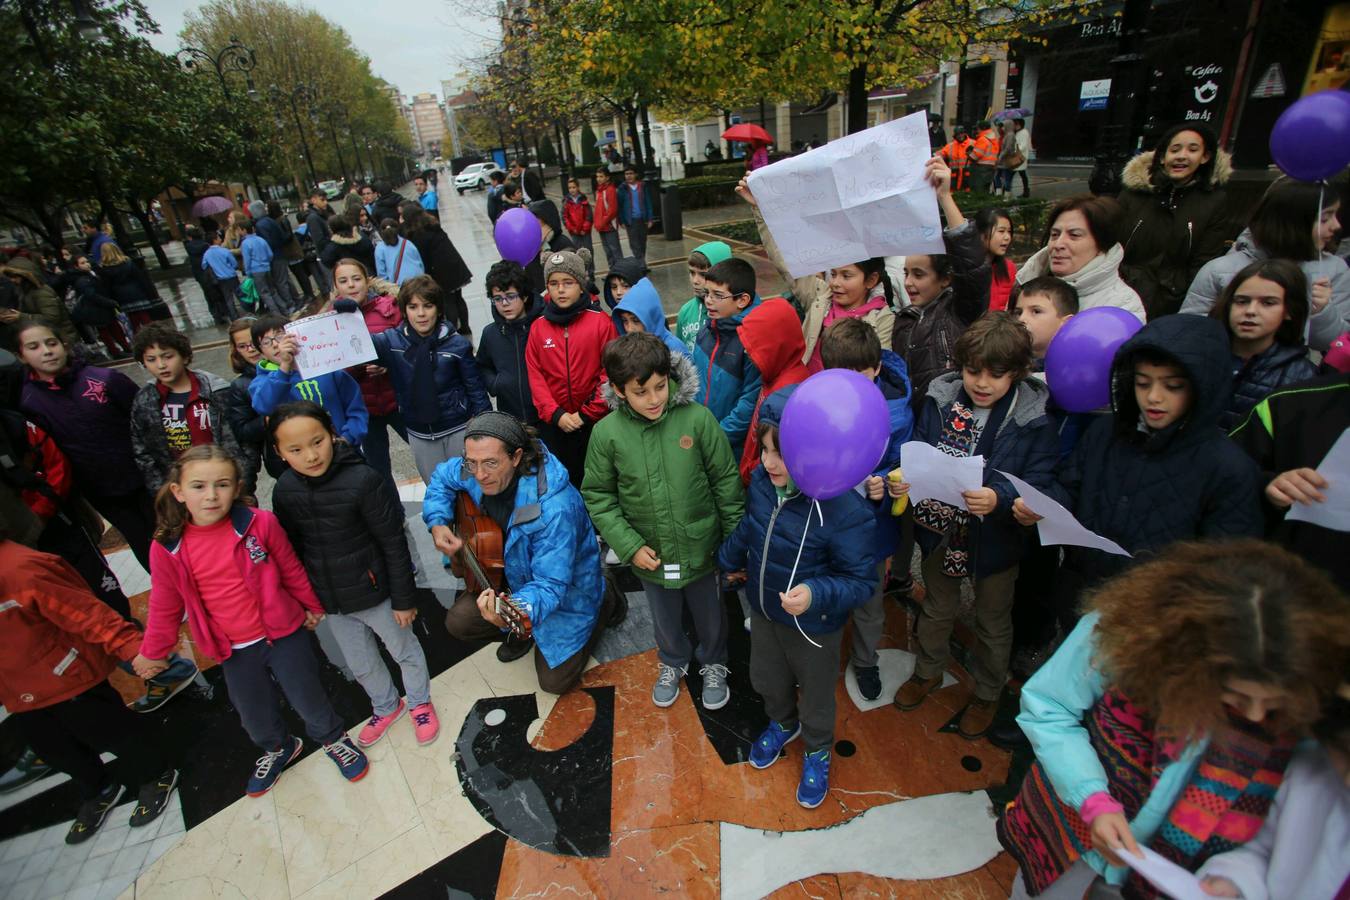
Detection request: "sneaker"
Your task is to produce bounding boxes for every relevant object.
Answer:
[128,769,179,828]
[957,698,997,739]
[66,782,124,844]
[246,736,303,797]
[855,665,882,702]
[129,658,200,713]
[357,699,407,747]
[410,703,440,745]
[796,749,831,809]
[652,663,686,708]
[893,673,943,711]
[748,720,801,769]
[0,747,52,793]
[699,663,730,710]
[497,633,534,663]
[324,736,370,782]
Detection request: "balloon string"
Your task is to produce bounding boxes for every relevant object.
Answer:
[1310,180,1325,345]
[787,498,824,650]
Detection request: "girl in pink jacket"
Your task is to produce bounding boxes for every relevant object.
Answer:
[134,444,369,797]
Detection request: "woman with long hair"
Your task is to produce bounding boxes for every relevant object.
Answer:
[398,202,472,336]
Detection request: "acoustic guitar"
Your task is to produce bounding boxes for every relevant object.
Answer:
[450,492,532,639]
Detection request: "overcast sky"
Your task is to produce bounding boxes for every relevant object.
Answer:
[139,0,499,98]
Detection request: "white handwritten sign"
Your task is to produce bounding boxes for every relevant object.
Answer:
[284,310,376,380]
[747,112,944,278]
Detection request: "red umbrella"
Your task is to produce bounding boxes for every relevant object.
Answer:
[721,123,773,146]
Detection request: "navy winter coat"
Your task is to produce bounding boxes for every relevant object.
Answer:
[1220,342,1317,433]
[475,298,541,423]
[372,321,491,437]
[1058,314,1263,586]
[912,373,1062,579]
[718,452,876,634]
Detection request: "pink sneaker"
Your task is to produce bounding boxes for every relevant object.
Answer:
[357,698,406,747]
[410,703,439,745]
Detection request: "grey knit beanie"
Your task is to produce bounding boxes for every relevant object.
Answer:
[464,411,531,453]
[542,248,591,286]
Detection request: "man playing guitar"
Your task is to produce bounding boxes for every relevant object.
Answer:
[424,412,623,694]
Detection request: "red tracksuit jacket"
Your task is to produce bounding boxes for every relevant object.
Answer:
[524,304,617,425]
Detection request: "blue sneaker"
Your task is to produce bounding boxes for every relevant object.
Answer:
[797,748,831,809]
[324,736,370,783]
[748,720,800,769]
[247,736,303,797]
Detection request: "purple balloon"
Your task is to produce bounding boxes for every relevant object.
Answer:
[1269,90,1350,182]
[494,207,542,266]
[1045,306,1144,413]
[779,370,891,500]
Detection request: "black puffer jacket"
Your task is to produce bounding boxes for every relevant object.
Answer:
[1117,149,1238,320]
[891,220,990,411]
[98,260,164,315]
[1057,314,1263,586]
[220,367,273,488]
[272,442,416,615]
[1220,342,1317,433]
[475,295,541,423]
[406,225,472,333]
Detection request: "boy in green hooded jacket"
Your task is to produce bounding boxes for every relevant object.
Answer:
[581,333,744,711]
[674,240,733,352]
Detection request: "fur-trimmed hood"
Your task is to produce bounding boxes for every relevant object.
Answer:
[603,346,700,413]
[1121,148,1232,193]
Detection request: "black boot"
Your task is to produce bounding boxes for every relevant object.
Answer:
[496,633,534,663]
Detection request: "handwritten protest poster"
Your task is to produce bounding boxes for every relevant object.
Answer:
[284,310,376,380]
[747,111,944,278]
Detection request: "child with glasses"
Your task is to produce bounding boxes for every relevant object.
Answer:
[476,260,541,424]
[248,314,368,449]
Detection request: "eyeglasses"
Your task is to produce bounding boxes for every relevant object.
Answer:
[260,334,283,348]
[492,292,522,305]
[462,457,502,474]
[706,290,742,304]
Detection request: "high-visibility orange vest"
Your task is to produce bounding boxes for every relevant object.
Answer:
[942,138,973,189]
[971,129,1000,166]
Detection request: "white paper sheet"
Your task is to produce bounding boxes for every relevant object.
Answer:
[747,112,945,278]
[997,471,1132,557]
[899,441,985,508]
[285,310,377,380]
[1119,846,1210,900]
[1285,429,1350,533]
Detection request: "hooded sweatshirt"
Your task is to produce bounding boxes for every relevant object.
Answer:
[736,299,810,483]
[602,257,650,311]
[613,278,686,358]
[249,361,369,447]
[1057,314,1263,587]
[691,295,763,451]
[675,241,733,351]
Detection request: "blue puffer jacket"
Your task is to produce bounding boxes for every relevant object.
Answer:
[866,351,914,558]
[422,446,604,668]
[692,296,762,449]
[372,321,491,437]
[913,372,1062,579]
[613,277,688,358]
[1059,314,1263,586]
[717,388,876,634]
[1220,342,1317,433]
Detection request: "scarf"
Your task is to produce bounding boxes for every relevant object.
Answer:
[808,285,889,372]
[403,324,441,431]
[913,390,1009,576]
[998,687,1294,898]
[542,299,586,326]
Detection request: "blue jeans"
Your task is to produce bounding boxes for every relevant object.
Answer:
[361,411,407,496]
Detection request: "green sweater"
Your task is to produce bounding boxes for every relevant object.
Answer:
[581,353,744,587]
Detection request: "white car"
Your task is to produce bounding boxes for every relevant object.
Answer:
[454,162,502,193]
[317,179,343,200]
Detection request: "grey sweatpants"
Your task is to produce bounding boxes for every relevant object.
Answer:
[749,615,844,752]
[324,599,431,715]
[849,562,889,669]
[641,572,727,670]
[409,427,467,485]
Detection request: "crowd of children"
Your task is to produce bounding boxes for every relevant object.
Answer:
[2,144,1349,898]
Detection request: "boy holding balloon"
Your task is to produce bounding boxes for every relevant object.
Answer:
[890,312,1062,739]
[718,378,879,809]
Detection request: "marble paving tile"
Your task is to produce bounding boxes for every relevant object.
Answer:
[497,822,721,899]
[837,862,1014,898]
[131,794,288,900]
[291,823,439,900]
[767,874,844,899]
[38,859,85,899]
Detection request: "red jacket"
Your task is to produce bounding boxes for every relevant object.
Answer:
[0,541,142,711]
[16,420,71,520]
[989,258,1018,312]
[593,183,618,233]
[563,194,593,236]
[525,304,617,425]
[143,505,323,662]
[737,299,810,483]
[348,293,401,416]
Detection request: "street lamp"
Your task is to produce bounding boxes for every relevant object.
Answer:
[271,83,319,188]
[176,36,258,100]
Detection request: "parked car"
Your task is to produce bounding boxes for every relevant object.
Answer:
[454,162,502,194]
[318,179,343,199]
